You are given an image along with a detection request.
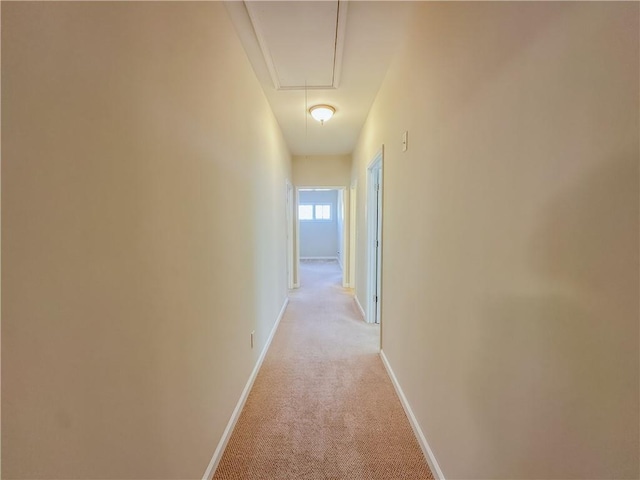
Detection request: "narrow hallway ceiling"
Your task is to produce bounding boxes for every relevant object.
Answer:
[226,1,412,156]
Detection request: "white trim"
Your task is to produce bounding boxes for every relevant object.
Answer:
[294,188,300,288]
[286,180,295,290]
[354,295,366,321]
[348,182,357,289]
[380,350,446,480]
[332,0,348,89]
[202,297,289,480]
[338,189,347,287]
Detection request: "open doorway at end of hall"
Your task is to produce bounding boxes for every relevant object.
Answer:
[295,187,348,288]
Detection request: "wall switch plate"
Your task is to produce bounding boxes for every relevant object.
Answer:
[251,330,255,349]
[402,131,408,152]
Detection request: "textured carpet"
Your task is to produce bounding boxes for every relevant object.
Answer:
[213,260,434,479]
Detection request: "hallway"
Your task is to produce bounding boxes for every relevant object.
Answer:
[214,260,433,479]
[3,2,638,478]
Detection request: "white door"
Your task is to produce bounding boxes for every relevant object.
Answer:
[373,167,382,324]
[367,150,383,324]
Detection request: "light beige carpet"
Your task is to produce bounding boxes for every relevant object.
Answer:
[213,260,434,479]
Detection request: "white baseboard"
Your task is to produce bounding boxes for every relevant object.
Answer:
[354,295,365,321]
[300,256,339,261]
[380,350,445,480]
[202,297,289,480]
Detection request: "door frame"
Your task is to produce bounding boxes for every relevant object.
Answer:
[286,180,295,289]
[366,148,383,324]
[348,181,357,288]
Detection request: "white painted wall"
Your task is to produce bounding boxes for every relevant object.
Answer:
[2,3,291,478]
[299,190,339,259]
[352,2,638,479]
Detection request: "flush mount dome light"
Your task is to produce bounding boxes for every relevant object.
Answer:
[309,104,335,125]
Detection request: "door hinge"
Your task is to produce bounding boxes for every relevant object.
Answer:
[375,295,378,303]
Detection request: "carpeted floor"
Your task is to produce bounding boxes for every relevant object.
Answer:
[213,260,434,479]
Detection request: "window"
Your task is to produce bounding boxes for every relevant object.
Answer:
[315,204,331,220]
[299,204,331,221]
[299,204,314,220]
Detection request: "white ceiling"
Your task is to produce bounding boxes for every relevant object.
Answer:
[226,1,413,156]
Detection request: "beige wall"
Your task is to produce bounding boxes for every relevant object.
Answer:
[293,154,351,187]
[352,2,639,479]
[2,3,291,478]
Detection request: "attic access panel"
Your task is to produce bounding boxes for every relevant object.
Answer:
[244,1,347,90]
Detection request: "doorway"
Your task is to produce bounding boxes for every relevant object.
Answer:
[366,149,383,324]
[295,186,347,287]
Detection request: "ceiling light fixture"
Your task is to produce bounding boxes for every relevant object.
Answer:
[309,104,335,125]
